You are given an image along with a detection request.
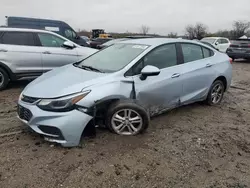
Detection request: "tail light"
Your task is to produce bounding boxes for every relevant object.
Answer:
[229,58,233,64]
[248,44,250,48]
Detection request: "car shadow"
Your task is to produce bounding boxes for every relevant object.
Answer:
[5,80,31,90]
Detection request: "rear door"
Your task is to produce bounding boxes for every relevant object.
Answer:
[0,31,42,77]
[178,43,216,104]
[35,32,79,72]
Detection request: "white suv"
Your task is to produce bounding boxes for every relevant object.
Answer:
[201,37,230,53]
[0,28,98,90]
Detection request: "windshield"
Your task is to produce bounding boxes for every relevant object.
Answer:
[77,43,149,73]
[201,38,216,44]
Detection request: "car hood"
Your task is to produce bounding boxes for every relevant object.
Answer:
[23,64,112,98]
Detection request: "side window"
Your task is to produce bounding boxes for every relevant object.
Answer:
[127,44,177,76]
[144,44,177,69]
[1,32,35,46]
[37,33,66,47]
[64,29,76,39]
[202,47,213,58]
[181,43,203,63]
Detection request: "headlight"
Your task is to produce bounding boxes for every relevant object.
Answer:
[37,91,90,112]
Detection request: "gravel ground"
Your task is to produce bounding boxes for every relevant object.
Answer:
[0,60,250,188]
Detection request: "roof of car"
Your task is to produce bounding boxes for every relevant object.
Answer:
[202,37,228,39]
[120,38,196,46]
[0,27,55,34]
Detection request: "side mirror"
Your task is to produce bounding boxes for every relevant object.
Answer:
[215,42,219,45]
[140,65,160,80]
[62,41,75,49]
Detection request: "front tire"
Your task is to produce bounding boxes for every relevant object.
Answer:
[106,101,149,136]
[206,80,225,105]
[0,68,9,91]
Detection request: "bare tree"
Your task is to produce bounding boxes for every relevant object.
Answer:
[195,23,208,40]
[167,32,178,38]
[185,25,196,39]
[246,30,250,37]
[232,20,250,38]
[140,25,150,35]
[185,23,208,40]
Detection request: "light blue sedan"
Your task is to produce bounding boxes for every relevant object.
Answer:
[17,38,232,147]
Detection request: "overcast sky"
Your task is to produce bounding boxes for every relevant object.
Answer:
[0,0,250,35]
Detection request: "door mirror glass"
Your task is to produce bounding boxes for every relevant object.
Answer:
[62,41,75,49]
[140,65,160,80]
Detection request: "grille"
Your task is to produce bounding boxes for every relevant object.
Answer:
[18,105,33,122]
[22,95,39,104]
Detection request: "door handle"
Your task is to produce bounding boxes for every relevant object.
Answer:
[206,63,212,67]
[171,73,180,78]
[42,51,51,54]
[0,49,8,52]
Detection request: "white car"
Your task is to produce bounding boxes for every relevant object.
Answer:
[201,37,230,53]
[0,28,98,90]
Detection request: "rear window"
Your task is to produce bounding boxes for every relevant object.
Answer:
[0,32,35,46]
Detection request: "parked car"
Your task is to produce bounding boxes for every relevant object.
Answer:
[81,36,90,44]
[0,28,98,90]
[90,38,113,49]
[6,16,89,47]
[17,38,232,147]
[226,39,250,61]
[201,37,230,52]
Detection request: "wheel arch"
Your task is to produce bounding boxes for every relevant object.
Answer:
[0,61,15,81]
[214,75,227,91]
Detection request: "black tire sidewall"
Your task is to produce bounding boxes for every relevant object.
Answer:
[106,101,149,135]
[207,80,225,105]
[0,68,9,91]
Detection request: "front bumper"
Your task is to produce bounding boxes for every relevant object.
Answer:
[17,101,93,147]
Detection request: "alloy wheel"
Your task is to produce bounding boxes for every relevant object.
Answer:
[0,72,4,87]
[111,109,143,135]
[211,83,223,104]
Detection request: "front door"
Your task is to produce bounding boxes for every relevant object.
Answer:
[131,43,183,116]
[36,32,79,72]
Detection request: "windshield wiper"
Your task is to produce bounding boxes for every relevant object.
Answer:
[79,65,104,73]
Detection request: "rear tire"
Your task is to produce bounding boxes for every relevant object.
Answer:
[0,68,9,91]
[206,80,225,105]
[106,100,149,136]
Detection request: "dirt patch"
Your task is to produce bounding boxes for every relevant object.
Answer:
[0,62,250,188]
